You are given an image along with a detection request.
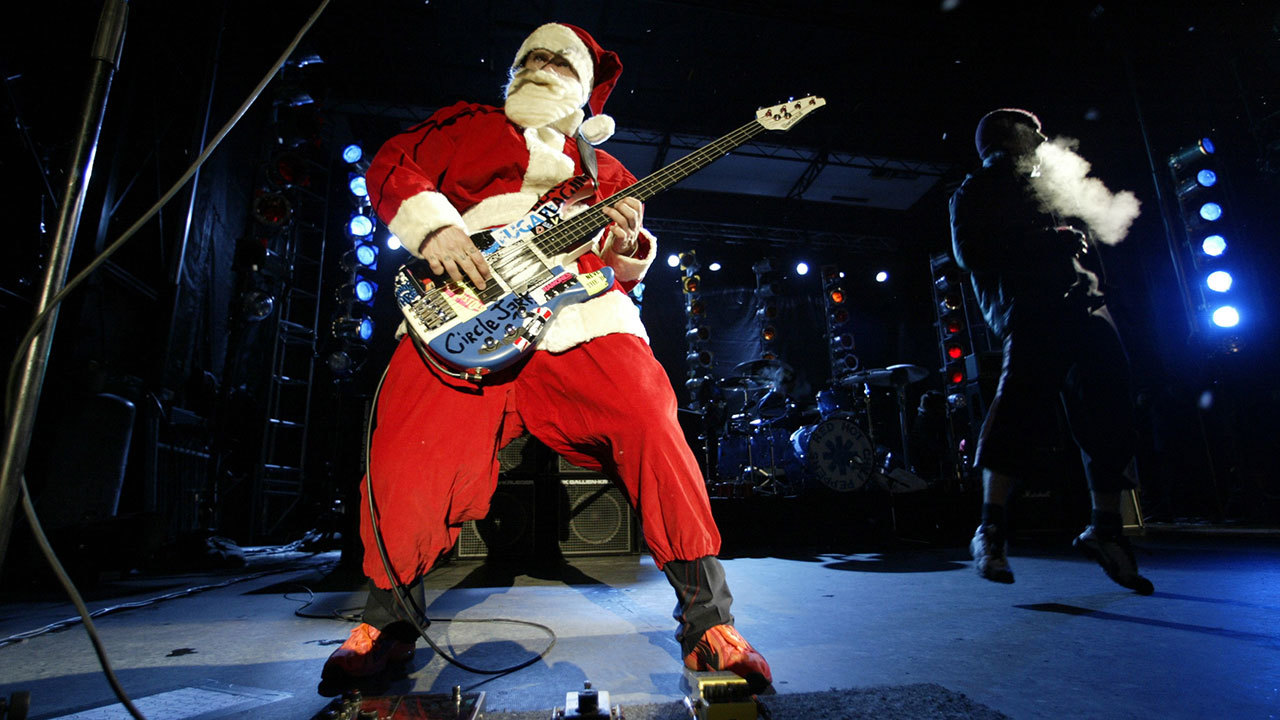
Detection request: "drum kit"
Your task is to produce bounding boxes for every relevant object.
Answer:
[704,358,929,498]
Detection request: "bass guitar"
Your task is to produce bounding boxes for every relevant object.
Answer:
[395,96,826,382]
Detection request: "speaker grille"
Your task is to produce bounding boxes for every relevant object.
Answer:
[558,477,635,556]
[458,479,536,558]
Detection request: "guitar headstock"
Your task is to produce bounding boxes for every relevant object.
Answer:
[755,96,827,131]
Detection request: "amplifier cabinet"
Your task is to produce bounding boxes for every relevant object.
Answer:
[457,478,537,559]
[557,476,638,556]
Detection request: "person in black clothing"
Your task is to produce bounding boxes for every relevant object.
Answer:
[949,108,1153,594]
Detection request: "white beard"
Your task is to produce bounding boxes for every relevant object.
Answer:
[504,68,585,129]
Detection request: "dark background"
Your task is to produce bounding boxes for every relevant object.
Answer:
[2,0,1278,575]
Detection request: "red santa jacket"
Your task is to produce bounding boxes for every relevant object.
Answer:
[365,102,655,351]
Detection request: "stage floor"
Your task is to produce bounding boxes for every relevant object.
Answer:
[1,528,1278,719]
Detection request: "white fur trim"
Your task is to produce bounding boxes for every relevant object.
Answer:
[462,191,541,230]
[523,126,576,193]
[513,24,592,97]
[386,191,467,258]
[537,287,649,353]
[598,227,655,284]
[579,114,615,145]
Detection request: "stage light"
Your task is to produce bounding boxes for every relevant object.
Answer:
[1197,169,1217,187]
[342,144,363,164]
[1206,270,1233,293]
[761,325,777,342]
[240,290,275,322]
[828,288,845,304]
[356,242,378,268]
[757,304,778,320]
[349,175,368,197]
[333,313,375,342]
[356,279,378,303]
[751,258,773,275]
[688,299,705,316]
[940,292,962,313]
[387,235,403,251]
[795,262,809,275]
[841,353,859,370]
[252,191,292,227]
[686,349,713,367]
[875,271,889,283]
[679,251,700,272]
[1168,137,1214,169]
[1211,305,1239,328]
[327,342,369,379]
[1202,235,1226,256]
[667,254,680,268]
[832,308,849,324]
[833,333,854,348]
[349,214,374,237]
[708,262,722,272]
[682,274,701,294]
[1199,202,1222,222]
[946,363,965,385]
[942,313,963,336]
[686,326,710,342]
[945,342,964,360]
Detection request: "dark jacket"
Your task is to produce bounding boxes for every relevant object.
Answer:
[949,152,1098,338]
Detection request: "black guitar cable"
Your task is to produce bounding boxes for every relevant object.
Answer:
[362,348,557,675]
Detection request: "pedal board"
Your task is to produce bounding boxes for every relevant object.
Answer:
[682,669,758,720]
[311,689,483,720]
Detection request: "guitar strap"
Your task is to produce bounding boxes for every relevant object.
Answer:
[575,129,599,186]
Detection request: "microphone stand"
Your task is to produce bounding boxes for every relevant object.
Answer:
[0,0,129,570]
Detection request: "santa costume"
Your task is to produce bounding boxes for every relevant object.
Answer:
[325,22,771,692]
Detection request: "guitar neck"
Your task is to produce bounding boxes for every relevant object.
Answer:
[533,119,768,257]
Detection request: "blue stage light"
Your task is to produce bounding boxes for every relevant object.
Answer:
[1201,235,1226,256]
[1199,202,1222,222]
[875,271,889,283]
[1196,169,1217,187]
[342,144,363,164]
[349,214,374,236]
[667,254,680,268]
[1206,271,1233,293]
[1201,137,1215,155]
[795,262,809,276]
[1211,305,1239,328]
[355,243,378,268]
[359,317,374,341]
[349,175,367,197]
[355,278,377,303]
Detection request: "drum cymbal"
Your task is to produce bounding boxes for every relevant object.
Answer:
[718,376,770,393]
[885,364,929,385]
[839,364,929,388]
[732,358,795,384]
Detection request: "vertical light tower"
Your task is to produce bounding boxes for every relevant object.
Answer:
[1168,137,1244,349]
[679,251,712,409]
[820,265,857,380]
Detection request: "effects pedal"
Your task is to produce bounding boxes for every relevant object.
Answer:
[312,687,484,720]
[682,669,758,720]
[550,681,622,719]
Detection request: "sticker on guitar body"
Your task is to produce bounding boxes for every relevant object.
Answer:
[441,293,540,356]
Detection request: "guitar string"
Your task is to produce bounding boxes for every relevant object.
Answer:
[416,110,798,317]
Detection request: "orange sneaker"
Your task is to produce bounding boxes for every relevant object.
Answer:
[321,623,416,681]
[683,624,772,692]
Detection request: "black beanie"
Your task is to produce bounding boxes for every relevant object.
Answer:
[974,108,1042,160]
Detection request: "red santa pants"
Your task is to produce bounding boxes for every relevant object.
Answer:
[360,332,722,588]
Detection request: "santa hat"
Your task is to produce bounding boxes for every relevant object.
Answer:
[974,107,1042,160]
[512,23,622,144]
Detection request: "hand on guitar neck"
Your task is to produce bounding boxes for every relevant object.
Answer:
[601,196,645,258]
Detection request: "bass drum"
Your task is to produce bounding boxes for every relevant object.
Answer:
[789,417,875,492]
[717,428,802,483]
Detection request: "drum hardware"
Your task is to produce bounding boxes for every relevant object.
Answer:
[836,363,929,476]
